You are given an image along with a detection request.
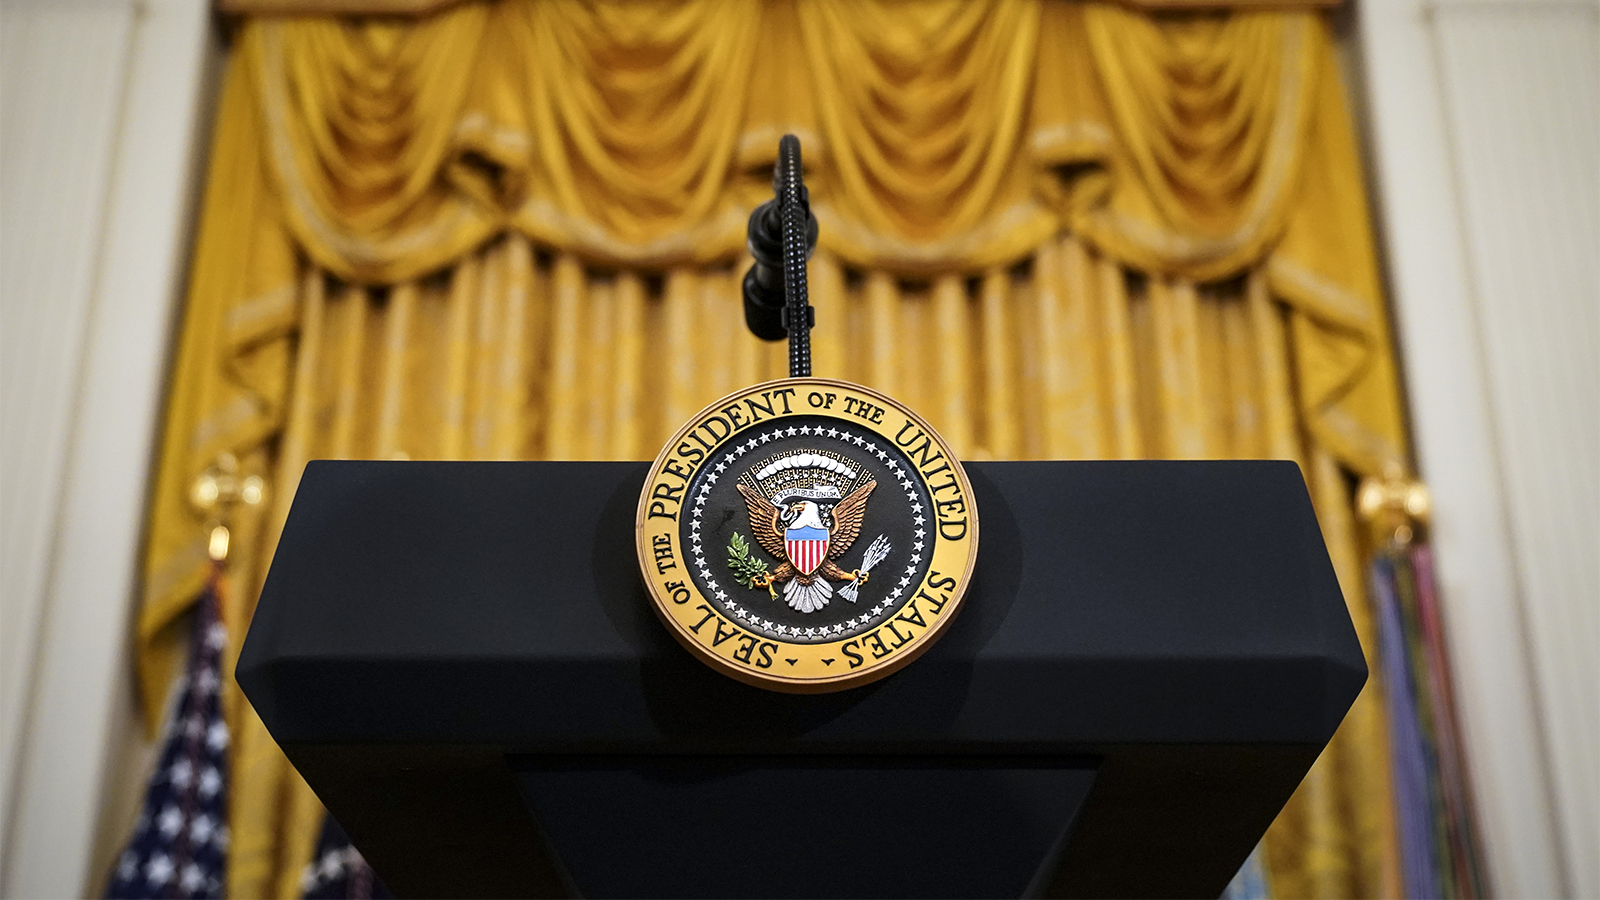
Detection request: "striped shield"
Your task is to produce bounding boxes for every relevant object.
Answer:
[784,525,830,576]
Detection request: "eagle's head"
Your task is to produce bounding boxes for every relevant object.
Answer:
[784,500,828,531]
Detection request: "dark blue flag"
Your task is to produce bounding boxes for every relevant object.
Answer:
[106,564,230,899]
[299,815,391,900]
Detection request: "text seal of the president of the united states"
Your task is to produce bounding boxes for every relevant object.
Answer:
[636,377,978,692]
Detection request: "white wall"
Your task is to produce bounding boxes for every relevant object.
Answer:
[1,1,137,869]
[1355,1,1599,897]
[0,0,215,895]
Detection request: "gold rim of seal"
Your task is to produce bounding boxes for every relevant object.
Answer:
[635,377,979,693]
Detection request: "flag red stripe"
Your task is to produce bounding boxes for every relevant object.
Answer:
[787,539,828,576]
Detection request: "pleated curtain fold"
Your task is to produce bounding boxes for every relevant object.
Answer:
[136,2,1409,897]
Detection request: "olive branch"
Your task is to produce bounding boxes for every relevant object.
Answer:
[726,532,770,589]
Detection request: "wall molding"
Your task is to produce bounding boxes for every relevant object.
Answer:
[0,0,215,896]
[1354,0,1597,897]
[1,0,140,887]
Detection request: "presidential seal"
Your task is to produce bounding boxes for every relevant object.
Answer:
[636,378,979,692]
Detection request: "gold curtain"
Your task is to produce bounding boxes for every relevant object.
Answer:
[137,2,1406,897]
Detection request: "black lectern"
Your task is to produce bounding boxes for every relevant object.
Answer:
[237,460,1365,899]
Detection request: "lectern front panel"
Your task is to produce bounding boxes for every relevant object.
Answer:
[238,460,1365,898]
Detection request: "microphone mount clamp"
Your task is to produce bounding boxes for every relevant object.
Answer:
[741,135,818,378]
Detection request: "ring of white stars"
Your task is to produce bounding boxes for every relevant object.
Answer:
[688,424,929,644]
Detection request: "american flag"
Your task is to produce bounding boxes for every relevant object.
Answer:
[106,566,229,900]
[300,815,391,900]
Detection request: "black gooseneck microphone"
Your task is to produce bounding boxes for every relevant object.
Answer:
[742,135,818,378]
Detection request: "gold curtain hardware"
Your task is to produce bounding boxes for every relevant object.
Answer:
[189,453,267,562]
[1356,461,1431,547]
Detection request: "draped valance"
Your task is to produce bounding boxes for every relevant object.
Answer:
[246,2,1353,276]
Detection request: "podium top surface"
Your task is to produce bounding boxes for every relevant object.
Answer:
[238,459,1364,753]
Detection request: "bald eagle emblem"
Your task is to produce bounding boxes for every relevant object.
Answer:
[732,451,876,613]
